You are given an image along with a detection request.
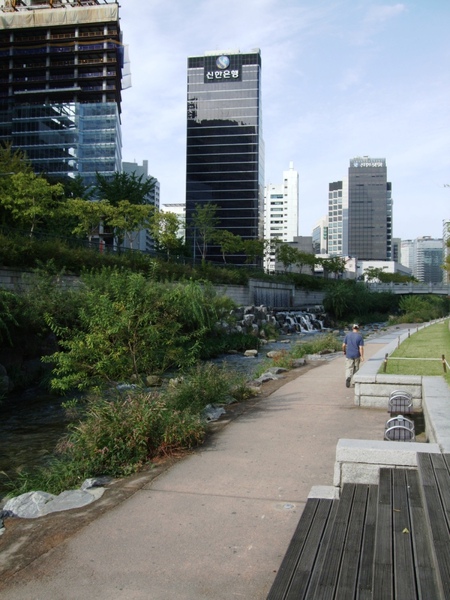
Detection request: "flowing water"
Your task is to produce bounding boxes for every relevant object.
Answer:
[0,392,72,502]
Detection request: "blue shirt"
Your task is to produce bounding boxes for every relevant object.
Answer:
[344,331,364,359]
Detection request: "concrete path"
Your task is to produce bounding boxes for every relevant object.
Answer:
[0,336,394,600]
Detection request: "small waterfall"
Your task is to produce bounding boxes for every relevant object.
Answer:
[275,310,326,334]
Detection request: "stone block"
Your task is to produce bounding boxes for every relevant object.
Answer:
[308,486,339,499]
[333,439,441,486]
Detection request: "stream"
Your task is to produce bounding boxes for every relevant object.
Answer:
[0,318,328,502]
[0,391,72,502]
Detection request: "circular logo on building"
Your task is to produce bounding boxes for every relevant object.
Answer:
[216,55,230,69]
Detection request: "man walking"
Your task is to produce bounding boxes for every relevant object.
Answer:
[342,324,364,387]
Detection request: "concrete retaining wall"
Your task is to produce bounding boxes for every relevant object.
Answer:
[0,267,326,309]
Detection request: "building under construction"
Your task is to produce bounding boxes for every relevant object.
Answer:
[0,0,129,183]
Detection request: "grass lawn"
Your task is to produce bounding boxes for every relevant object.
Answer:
[384,320,450,385]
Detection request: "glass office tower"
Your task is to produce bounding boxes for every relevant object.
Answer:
[186,49,264,265]
[0,0,126,185]
[348,157,392,260]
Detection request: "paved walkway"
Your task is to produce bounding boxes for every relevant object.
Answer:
[0,334,397,600]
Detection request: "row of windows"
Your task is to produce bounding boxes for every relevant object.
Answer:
[187,89,259,104]
[186,191,259,200]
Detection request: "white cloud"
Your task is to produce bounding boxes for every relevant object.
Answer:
[364,3,407,25]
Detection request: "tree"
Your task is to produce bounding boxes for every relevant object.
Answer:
[0,172,64,237]
[275,243,299,272]
[64,198,113,244]
[107,200,155,249]
[50,174,93,201]
[322,256,347,279]
[322,281,356,320]
[0,143,33,229]
[0,142,32,176]
[94,171,155,206]
[364,266,387,282]
[295,250,316,274]
[93,171,156,249]
[191,203,220,263]
[242,238,266,265]
[149,210,185,259]
[213,229,243,263]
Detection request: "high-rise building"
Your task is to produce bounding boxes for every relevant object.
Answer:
[443,219,450,284]
[312,216,328,255]
[347,157,392,260]
[401,236,443,283]
[0,0,128,185]
[122,160,160,253]
[327,178,348,256]
[264,161,299,271]
[392,237,401,263]
[185,49,264,265]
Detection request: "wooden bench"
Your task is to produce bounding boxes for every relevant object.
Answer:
[267,452,450,599]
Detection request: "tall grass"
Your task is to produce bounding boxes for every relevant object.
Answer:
[255,332,343,375]
[4,363,253,497]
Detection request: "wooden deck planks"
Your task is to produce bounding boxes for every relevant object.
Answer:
[392,468,417,600]
[335,484,370,598]
[357,484,378,600]
[373,468,394,600]
[301,500,340,600]
[267,498,334,600]
[267,453,450,600]
[312,484,357,599]
[285,500,338,600]
[418,453,450,598]
[405,468,441,599]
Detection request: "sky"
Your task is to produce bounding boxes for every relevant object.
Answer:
[118,0,450,241]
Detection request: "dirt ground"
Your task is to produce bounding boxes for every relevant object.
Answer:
[0,361,321,585]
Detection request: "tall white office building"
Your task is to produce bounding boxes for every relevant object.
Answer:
[401,236,443,283]
[312,216,329,255]
[327,178,348,256]
[264,162,299,271]
[443,219,450,284]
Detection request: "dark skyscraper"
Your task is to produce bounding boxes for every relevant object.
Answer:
[0,0,127,185]
[185,49,264,265]
[348,156,392,260]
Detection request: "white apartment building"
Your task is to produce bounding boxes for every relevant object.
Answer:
[401,236,443,283]
[264,162,299,271]
[312,216,329,255]
[327,177,348,256]
[442,219,449,283]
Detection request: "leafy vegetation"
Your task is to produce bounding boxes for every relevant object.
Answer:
[322,280,400,324]
[255,332,343,375]
[389,295,449,324]
[5,362,252,496]
[42,271,240,393]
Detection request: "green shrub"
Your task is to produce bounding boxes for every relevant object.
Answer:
[291,332,342,357]
[163,362,243,414]
[43,271,241,392]
[391,295,449,324]
[6,391,206,496]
